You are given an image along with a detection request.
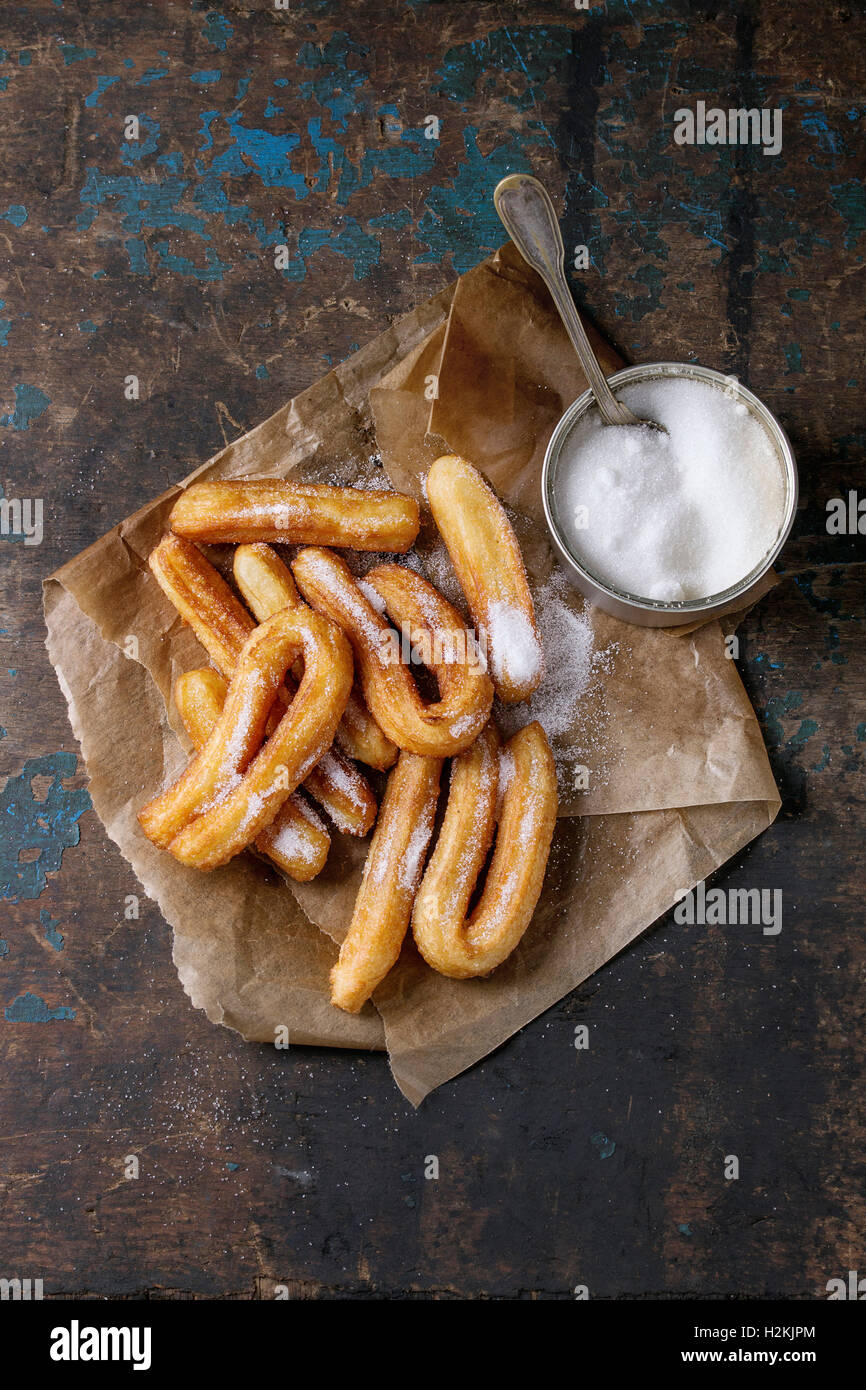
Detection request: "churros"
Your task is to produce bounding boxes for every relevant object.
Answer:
[170,479,420,552]
[141,454,563,1019]
[292,547,493,757]
[148,535,376,835]
[412,721,558,978]
[426,454,543,703]
[330,751,442,1014]
[174,668,330,882]
[233,542,397,771]
[140,606,353,869]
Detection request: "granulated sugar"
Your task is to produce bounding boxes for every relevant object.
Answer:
[483,600,543,693]
[497,571,607,735]
[411,539,467,612]
[560,376,786,601]
[496,569,619,793]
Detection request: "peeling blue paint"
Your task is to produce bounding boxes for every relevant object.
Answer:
[435,27,569,112]
[203,13,233,52]
[5,991,75,1023]
[125,237,149,274]
[802,112,844,156]
[0,383,49,430]
[40,909,64,951]
[153,238,230,281]
[136,68,169,86]
[280,218,381,282]
[787,718,819,748]
[297,32,369,126]
[762,691,803,747]
[2,204,27,226]
[85,75,120,108]
[0,752,90,901]
[0,940,7,958]
[80,168,207,239]
[211,110,305,191]
[59,43,96,65]
[416,126,541,272]
[615,263,666,321]
[784,342,803,373]
[794,572,848,619]
[63,15,845,299]
[369,209,411,231]
[830,180,866,248]
[122,114,160,165]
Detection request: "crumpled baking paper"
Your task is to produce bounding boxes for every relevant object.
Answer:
[44,245,780,1104]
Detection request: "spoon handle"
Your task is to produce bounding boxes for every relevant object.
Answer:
[494,174,641,429]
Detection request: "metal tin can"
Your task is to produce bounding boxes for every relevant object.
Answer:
[541,362,799,628]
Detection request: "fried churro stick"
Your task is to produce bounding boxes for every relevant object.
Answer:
[140,607,353,869]
[426,454,543,704]
[330,751,442,1014]
[148,535,376,835]
[170,479,420,552]
[292,547,493,757]
[233,543,397,771]
[412,721,558,978]
[175,668,330,883]
[149,530,255,674]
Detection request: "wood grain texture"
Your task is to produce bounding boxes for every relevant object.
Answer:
[0,0,863,1299]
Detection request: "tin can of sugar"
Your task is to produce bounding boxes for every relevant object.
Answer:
[541,362,799,629]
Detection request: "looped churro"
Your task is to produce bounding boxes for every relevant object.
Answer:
[426,454,543,704]
[139,606,353,869]
[233,542,397,771]
[330,751,442,1014]
[148,535,376,835]
[292,547,494,758]
[170,479,420,552]
[412,721,558,978]
[174,668,330,883]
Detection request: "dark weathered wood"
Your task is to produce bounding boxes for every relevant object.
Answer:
[0,0,863,1299]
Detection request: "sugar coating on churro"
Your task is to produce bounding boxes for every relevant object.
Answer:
[483,600,542,694]
[426,454,543,705]
[293,548,493,758]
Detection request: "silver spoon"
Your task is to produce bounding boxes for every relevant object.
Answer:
[494,173,664,432]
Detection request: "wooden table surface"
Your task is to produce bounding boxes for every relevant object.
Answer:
[0,0,863,1299]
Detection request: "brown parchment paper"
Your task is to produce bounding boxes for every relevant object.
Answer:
[44,244,781,1105]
